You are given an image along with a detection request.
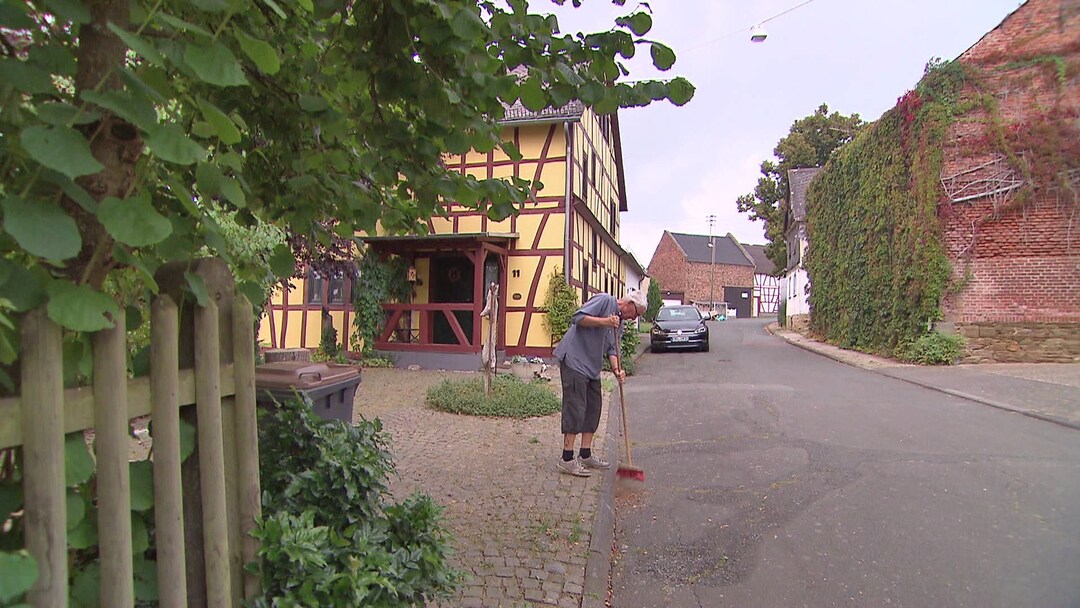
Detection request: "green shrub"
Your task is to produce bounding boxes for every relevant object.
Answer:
[543,269,579,342]
[426,375,560,417]
[255,398,459,606]
[360,355,396,368]
[899,331,965,365]
[645,280,662,322]
[620,327,640,376]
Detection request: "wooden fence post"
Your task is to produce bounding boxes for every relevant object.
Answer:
[93,309,134,606]
[232,295,262,600]
[19,308,67,607]
[151,295,189,608]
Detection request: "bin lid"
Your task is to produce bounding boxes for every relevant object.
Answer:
[254,361,359,390]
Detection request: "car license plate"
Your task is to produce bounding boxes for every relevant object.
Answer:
[672,336,688,342]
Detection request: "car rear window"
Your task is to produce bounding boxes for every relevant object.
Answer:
[657,307,701,321]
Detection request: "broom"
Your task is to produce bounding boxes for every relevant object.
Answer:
[614,330,645,482]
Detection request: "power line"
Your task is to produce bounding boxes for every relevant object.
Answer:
[686,0,820,52]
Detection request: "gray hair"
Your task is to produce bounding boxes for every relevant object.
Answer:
[623,289,647,313]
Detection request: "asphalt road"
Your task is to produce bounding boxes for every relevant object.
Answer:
[610,318,1080,608]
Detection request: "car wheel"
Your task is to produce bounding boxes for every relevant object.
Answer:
[651,343,664,353]
[700,341,710,352]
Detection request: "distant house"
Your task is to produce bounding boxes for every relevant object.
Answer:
[741,243,780,316]
[261,92,640,368]
[646,231,755,318]
[623,250,646,294]
[783,167,821,332]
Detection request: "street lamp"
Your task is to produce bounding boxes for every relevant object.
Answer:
[707,214,717,315]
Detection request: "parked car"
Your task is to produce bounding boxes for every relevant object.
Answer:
[650,305,710,352]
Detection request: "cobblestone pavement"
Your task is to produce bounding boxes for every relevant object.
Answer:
[355,368,613,608]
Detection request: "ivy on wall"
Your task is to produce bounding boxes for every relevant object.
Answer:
[804,64,958,354]
[805,52,1079,356]
[351,251,411,356]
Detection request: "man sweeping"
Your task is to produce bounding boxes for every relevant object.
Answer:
[554,290,647,477]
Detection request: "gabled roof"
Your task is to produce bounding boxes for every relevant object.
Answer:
[668,231,755,267]
[622,249,646,277]
[788,167,822,223]
[500,66,585,125]
[740,243,775,275]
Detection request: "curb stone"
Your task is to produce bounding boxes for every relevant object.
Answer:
[582,342,648,608]
[765,323,1080,432]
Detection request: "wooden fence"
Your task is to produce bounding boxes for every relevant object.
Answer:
[0,260,261,607]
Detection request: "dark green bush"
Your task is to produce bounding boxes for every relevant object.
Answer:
[255,398,459,606]
[426,375,560,417]
[899,331,965,365]
[543,269,579,342]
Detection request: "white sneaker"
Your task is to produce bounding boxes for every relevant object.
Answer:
[557,458,591,477]
[578,455,611,470]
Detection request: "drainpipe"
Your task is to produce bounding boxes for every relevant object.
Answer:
[564,122,573,277]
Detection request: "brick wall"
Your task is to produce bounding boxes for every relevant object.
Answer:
[646,231,755,303]
[936,0,1080,360]
[646,231,689,294]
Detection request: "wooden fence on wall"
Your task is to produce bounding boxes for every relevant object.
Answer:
[0,259,261,607]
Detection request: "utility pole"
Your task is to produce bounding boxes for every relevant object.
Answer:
[707,214,717,314]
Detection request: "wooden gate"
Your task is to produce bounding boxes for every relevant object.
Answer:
[0,259,261,607]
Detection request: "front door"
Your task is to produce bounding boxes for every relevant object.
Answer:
[430,255,474,345]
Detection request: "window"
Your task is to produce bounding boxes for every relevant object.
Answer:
[306,271,346,305]
[305,272,323,304]
[610,201,617,234]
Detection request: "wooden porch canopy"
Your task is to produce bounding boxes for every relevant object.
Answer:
[360,232,517,353]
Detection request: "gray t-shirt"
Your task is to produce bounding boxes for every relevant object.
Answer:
[554,293,622,380]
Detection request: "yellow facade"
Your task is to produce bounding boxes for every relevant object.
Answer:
[260,108,630,357]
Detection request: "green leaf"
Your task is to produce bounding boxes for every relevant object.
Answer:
[80,89,158,131]
[196,162,224,197]
[131,513,149,553]
[190,0,227,12]
[133,557,159,601]
[129,460,154,512]
[197,98,241,144]
[298,94,328,113]
[70,562,99,605]
[64,433,95,486]
[666,76,695,106]
[20,126,103,179]
[107,22,164,66]
[450,7,484,39]
[184,272,210,307]
[235,29,281,75]
[66,490,86,531]
[97,192,173,247]
[144,123,207,165]
[29,44,77,75]
[48,282,121,332]
[155,13,213,38]
[0,262,46,312]
[179,418,196,462]
[616,12,652,36]
[650,42,675,71]
[268,244,295,278]
[0,58,56,95]
[0,551,38,604]
[42,0,90,23]
[35,102,100,126]
[519,78,546,112]
[220,177,246,208]
[259,0,287,19]
[2,196,82,261]
[184,42,248,87]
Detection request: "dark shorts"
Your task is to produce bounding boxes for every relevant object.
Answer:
[560,361,603,434]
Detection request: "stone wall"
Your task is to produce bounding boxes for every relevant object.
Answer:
[958,322,1080,363]
[786,313,811,334]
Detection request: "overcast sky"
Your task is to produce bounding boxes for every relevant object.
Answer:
[546,0,1025,266]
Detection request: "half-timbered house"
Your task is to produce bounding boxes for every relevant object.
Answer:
[260,100,636,369]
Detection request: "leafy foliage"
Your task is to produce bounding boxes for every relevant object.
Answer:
[899,331,965,365]
[426,375,560,418]
[645,280,662,322]
[805,68,957,354]
[0,423,197,606]
[543,269,578,342]
[256,398,459,606]
[352,252,412,355]
[360,355,397,369]
[0,0,694,368]
[736,104,865,271]
[619,324,640,376]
